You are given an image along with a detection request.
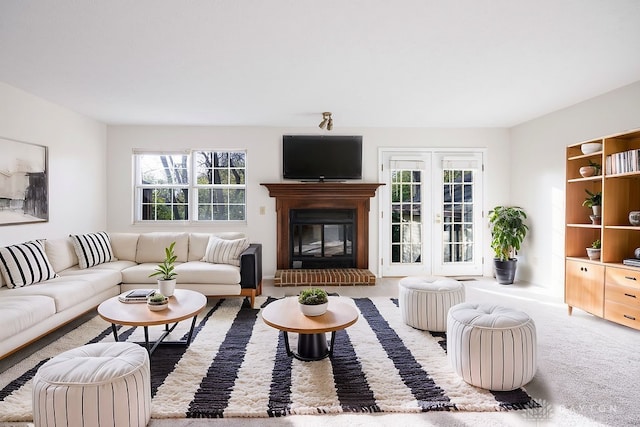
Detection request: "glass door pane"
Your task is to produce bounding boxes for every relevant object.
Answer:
[391,170,423,264]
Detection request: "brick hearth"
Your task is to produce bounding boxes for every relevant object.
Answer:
[274,268,376,286]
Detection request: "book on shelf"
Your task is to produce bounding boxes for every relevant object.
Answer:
[118,289,156,303]
[622,258,640,268]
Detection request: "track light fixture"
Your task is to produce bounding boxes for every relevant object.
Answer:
[319,112,333,130]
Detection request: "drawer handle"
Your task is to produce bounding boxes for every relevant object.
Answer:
[624,314,636,321]
[624,293,637,299]
[624,276,637,281]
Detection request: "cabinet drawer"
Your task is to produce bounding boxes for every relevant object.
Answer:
[604,300,640,330]
[606,266,640,290]
[605,283,640,308]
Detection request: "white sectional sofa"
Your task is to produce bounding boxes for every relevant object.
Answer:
[0,231,262,360]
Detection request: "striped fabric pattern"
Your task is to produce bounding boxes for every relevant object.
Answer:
[69,231,116,269]
[0,297,537,422]
[32,342,150,427]
[0,240,58,288]
[447,303,537,391]
[398,276,465,332]
[201,236,249,266]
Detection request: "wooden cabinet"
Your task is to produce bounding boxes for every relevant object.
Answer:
[604,266,640,330]
[565,128,640,330]
[565,259,604,317]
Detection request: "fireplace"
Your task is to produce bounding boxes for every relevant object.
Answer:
[290,209,356,269]
[261,183,383,270]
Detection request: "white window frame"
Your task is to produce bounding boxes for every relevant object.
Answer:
[133,149,247,224]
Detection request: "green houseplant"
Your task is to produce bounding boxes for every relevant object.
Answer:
[147,292,169,311]
[586,239,601,260]
[488,206,528,284]
[298,288,329,316]
[582,189,602,217]
[148,241,178,296]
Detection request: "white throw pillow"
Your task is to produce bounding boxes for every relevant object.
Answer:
[202,236,249,266]
[69,231,117,269]
[0,240,58,288]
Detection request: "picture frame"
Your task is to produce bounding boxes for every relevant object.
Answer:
[0,137,49,226]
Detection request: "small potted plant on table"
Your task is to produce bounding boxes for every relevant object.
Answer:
[147,292,169,311]
[149,241,178,297]
[298,288,329,316]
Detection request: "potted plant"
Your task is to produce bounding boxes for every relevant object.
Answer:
[298,287,329,316]
[488,206,528,284]
[582,189,602,218]
[148,241,177,296]
[147,292,169,311]
[586,239,601,260]
[579,160,601,178]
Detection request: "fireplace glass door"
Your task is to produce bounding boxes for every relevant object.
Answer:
[290,209,355,268]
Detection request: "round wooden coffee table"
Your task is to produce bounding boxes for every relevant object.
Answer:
[261,296,358,361]
[97,289,207,354]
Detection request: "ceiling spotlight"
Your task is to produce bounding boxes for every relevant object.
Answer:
[319,112,332,130]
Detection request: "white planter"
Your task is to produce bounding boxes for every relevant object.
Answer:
[586,248,601,260]
[157,279,176,297]
[147,301,169,311]
[299,302,328,316]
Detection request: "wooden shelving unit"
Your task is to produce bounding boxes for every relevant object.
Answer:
[565,128,640,330]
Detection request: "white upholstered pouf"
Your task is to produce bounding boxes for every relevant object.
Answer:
[447,303,537,391]
[32,342,151,427]
[398,276,465,332]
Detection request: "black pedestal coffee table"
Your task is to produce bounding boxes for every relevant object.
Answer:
[261,296,358,361]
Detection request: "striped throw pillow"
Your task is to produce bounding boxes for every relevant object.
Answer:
[201,236,249,266]
[0,240,58,288]
[69,231,117,269]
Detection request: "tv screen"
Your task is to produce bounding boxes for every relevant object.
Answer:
[282,135,363,181]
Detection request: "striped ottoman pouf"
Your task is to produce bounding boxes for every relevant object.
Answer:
[447,303,537,391]
[32,342,150,427]
[398,276,465,332]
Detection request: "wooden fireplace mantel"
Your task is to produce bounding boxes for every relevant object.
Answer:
[261,182,384,270]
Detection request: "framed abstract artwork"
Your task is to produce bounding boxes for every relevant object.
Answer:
[0,137,49,226]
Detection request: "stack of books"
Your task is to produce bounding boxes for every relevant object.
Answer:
[118,289,156,303]
[622,258,640,268]
[606,149,640,175]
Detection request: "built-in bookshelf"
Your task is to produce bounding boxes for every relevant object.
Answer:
[565,128,640,330]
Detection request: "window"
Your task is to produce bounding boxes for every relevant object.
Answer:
[134,150,246,222]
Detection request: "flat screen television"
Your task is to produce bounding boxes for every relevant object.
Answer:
[282,135,363,181]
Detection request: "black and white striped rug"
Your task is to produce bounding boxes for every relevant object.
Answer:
[0,297,537,421]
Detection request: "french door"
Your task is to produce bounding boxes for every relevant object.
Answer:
[379,149,484,277]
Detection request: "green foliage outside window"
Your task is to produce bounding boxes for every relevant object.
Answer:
[136,150,246,222]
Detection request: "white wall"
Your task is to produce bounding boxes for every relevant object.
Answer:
[107,126,511,277]
[510,80,640,297]
[0,82,108,246]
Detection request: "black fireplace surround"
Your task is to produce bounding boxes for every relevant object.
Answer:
[289,209,356,269]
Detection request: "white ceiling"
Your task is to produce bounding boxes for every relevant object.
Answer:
[1,0,639,128]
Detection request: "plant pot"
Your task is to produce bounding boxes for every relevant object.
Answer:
[579,166,596,177]
[590,215,601,225]
[629,211,640,226]
[586,248,601,261]
[299,302,328,316]
[147,295,169,311]
[591,205,601,217]
[157,279,176,297]
[493,258,517,285]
